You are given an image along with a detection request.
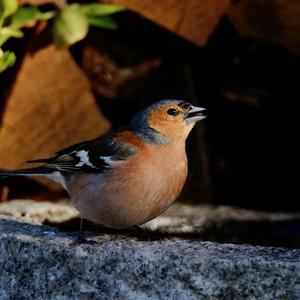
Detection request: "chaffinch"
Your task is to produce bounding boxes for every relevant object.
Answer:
[0,100,206,229]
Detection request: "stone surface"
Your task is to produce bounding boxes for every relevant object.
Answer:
[0,217,300,299]
[143,203,300,233]
[0,199,78,223]
[1,200,300,248]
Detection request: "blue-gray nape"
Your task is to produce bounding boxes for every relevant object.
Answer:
[130,99,186,145]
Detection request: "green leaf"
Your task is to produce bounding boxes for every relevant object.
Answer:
[87,15,118,30]
[0,50,16,73]
[53,7,89,48]
[39,10,56,21]
[0,27,23,38]
[9,6,41,30]
[79,3,125,16]
[0,0,18,18]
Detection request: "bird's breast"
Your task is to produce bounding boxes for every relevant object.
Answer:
[68,142,188,228]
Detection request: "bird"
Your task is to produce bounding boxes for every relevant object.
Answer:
[0,100,206,229]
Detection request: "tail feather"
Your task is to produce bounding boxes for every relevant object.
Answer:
[0,166,53,178]
[27,158,52,164]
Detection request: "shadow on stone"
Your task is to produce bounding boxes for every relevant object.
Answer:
[43,214,300,248]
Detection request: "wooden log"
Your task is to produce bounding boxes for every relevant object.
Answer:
[103,0,230,47]
[228,0,300,55]
[0,34,110,171]
[82,45,161,98]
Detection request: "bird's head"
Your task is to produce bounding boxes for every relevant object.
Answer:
[131,100,206,145]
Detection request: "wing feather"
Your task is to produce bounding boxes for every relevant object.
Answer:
[28,127,139,173]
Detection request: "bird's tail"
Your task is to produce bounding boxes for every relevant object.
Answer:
[0,166,53,179]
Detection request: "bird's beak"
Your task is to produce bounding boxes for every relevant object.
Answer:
[184,105,207,124]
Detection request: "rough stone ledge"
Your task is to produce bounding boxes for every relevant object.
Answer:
[1,217,300,300]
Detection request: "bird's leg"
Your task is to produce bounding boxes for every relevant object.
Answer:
[78,217,88,239]
[73,218,97,245]
[79,217,84,234]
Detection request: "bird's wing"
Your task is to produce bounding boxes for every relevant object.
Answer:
[28,128,139,173]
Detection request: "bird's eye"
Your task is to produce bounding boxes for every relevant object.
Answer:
[167,108,178,116]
